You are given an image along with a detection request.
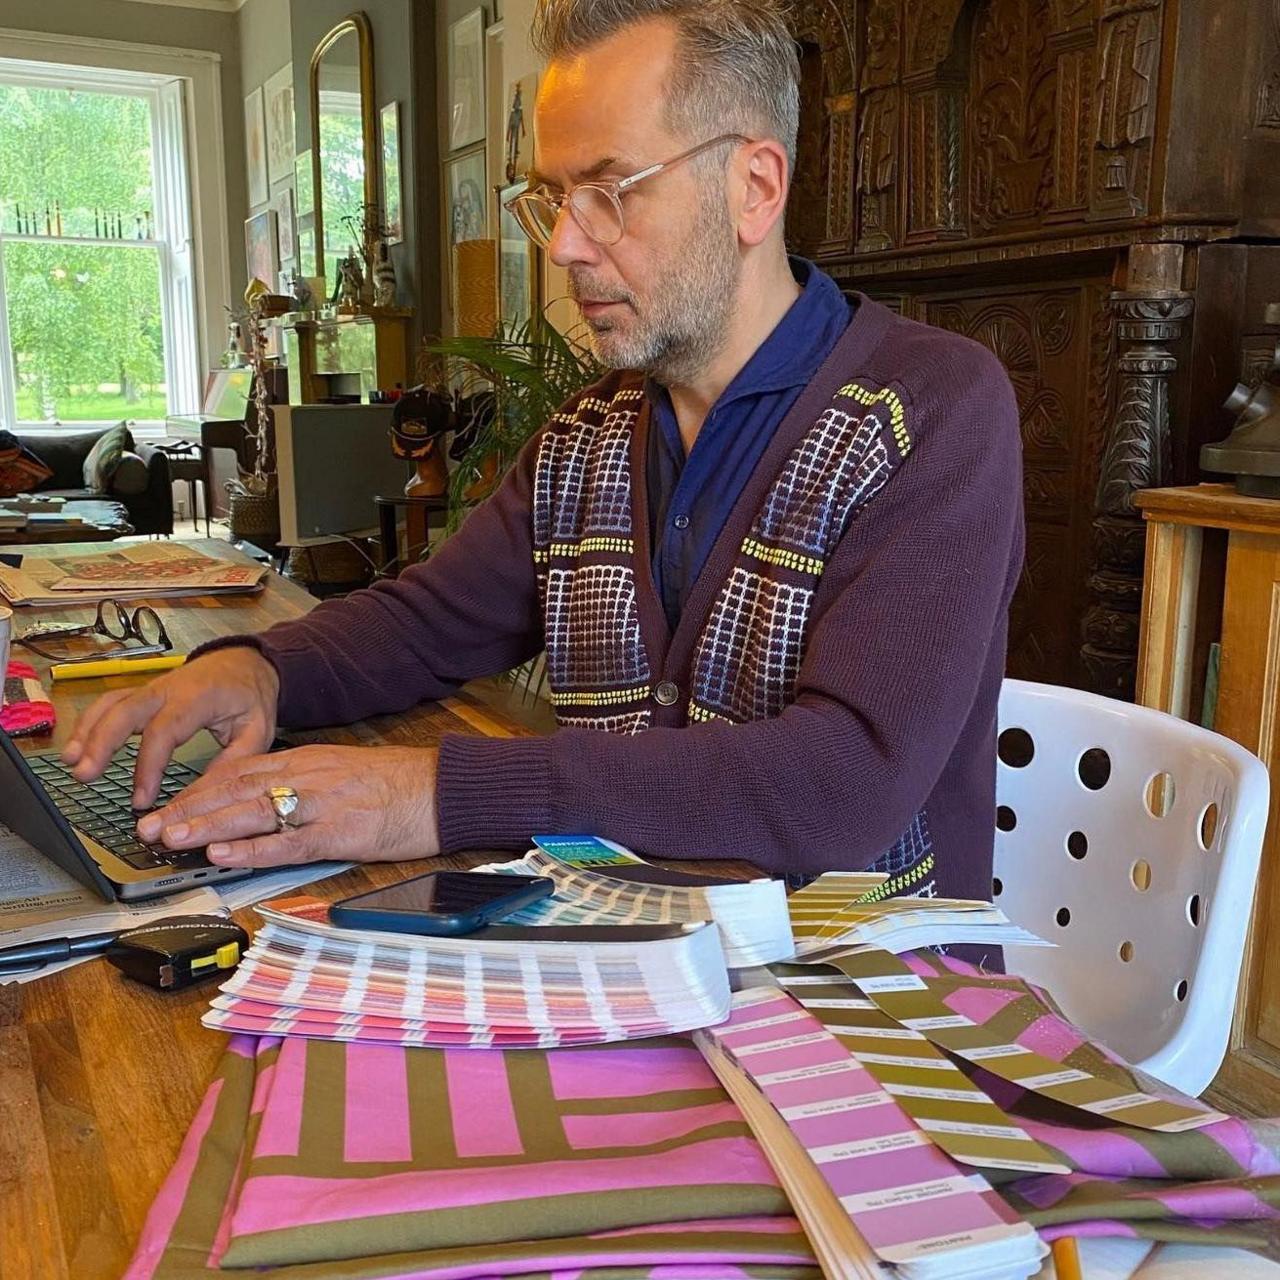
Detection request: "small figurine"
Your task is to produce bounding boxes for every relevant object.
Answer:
[373,240,396,308]
[505,81,527,183]
[336,251,364,309]
[286,270,315,311]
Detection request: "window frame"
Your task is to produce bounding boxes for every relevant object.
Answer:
[0,35,228,434]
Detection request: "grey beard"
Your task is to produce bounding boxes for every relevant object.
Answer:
[584,185,741,384]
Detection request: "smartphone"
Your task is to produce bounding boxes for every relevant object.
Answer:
[329,871,555,937]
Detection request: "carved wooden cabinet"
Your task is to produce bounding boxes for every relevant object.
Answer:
[788,0,1280,696]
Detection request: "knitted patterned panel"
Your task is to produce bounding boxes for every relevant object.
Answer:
[533,383,653,732]
[687,381,910,726]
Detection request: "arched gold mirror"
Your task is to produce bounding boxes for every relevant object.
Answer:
[310,11,379,291]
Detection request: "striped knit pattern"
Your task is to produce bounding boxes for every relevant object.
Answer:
[532,375,935,890]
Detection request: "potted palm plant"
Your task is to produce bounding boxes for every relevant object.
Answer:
[418,317,601,532]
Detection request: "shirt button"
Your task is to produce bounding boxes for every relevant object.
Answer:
[654,681,680,706]
[673,514,690,530]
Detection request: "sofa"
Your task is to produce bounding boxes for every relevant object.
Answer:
[17,426,173,536]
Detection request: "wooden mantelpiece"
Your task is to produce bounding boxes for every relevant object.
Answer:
[1136,483,1280,1112]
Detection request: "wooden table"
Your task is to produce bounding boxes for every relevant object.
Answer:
[0,500,134,546]
[0,539,541,1280]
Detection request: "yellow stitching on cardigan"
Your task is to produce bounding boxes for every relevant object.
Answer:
[550,686,651,708]
[838,381,912,455]
[741,537,826,577]
[533,537,634,564]
[856,852,936,904]
[688,702,735,724]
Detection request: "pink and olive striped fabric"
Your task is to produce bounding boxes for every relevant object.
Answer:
[123,1034,820,1279]
[891,951,1280,1248]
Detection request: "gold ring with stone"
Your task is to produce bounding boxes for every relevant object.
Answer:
[268,785,300,832]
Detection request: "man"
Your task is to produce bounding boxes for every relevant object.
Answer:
[65,0,1024,904]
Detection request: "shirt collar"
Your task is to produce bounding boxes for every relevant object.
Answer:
[643,256,852,412]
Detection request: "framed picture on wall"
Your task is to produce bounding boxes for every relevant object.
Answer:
[273,186,296,263]
[294,149,314,219]
[264,65,295,185]
[296,212,317,279]
[447,8,486,152]
[244,208,279,287]
[445,145,488,310]
[496,180,539,334]
[244,87,268,208]
[381,101,404,245]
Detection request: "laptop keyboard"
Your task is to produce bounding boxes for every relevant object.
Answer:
[27,744,209,871]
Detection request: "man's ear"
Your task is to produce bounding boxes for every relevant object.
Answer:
[735,139,790,248]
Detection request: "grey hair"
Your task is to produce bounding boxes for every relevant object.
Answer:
[531,0,801,176]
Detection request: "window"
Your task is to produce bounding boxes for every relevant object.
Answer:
[0,59,199,430]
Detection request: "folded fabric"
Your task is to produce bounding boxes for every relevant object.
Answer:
[0,660,55,736]
[896,950,1280,1251]
[124,1034,820,1279]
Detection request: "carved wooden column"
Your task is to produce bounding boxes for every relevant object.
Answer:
[1082,244,1193,697]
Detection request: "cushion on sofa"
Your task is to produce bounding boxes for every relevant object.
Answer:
[110,451,150,495]
[0,430,54,498]
[82,422,131,491]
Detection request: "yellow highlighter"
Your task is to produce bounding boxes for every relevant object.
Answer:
[51,653,187,681]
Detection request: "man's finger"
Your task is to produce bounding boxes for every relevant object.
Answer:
[132,702,221,808]
[62,689,134,767]
[207,825,324,869]
[70,689,162,781]
[196,739,287,790]
[155,793,291,850]
[136,762,282,839]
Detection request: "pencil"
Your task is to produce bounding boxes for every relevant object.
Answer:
[1052,1236,1083,1280]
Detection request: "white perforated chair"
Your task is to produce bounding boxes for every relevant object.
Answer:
[994,679,1269,1096]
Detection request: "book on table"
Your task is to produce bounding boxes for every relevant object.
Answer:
[0,541,267,605]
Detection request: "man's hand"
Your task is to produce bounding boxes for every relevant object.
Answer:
[62,647,281,808]
[134,744,441,868]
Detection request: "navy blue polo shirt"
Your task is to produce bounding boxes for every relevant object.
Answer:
[645,257,854,631]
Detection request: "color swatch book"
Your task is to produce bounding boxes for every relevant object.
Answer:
[787,872,1050,958]
[480,835,795,966]
[696,987,1048,1280]
[201,892,732,1047]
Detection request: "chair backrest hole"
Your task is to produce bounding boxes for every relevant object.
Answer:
[1131,859,1152,891]
[1079,747,1111,791]
[999,727,1035,768]
[1188,894,1202,927]
[1175,979,1189,1002]
[1144,771,1176,818]
[992,876,1003,897]
[1200,803,1220,851]
[1119,940,1135,962]
[1055,906,1071,927]
[1067,830,1088,860]
[996,805,1017,832]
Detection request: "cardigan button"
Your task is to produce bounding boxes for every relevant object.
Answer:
[654,681,680,706]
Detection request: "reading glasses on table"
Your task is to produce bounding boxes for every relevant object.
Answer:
[16,599,173,664]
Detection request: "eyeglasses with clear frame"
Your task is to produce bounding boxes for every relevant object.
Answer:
[16,599,173,664]
[505,132,752,250]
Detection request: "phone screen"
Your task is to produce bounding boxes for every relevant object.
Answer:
[345,872,545,917]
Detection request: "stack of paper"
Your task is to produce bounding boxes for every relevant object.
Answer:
[201,893,732,1047]
[0,542,266,605]
[788,872,1049,958]
[696,988,1049,1280]
[483,836,795,966]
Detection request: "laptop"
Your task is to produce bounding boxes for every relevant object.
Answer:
[0,727,256,901]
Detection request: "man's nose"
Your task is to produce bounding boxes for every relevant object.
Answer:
[547,202,602,269]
